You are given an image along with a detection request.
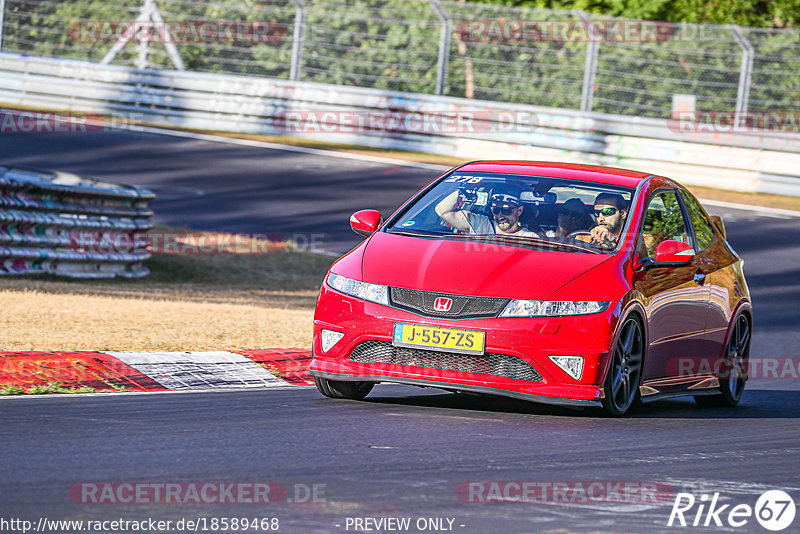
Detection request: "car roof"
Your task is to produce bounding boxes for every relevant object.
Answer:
[458,161,654,188]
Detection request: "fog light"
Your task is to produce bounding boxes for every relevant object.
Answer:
[549,355,584,380]
[320,329,344,353]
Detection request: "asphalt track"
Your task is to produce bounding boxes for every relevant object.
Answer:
[2,129,800,533]
[0,128,437,254]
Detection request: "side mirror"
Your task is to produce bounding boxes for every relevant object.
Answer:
[710,215,726,238]
[635,240,695,271]
[350,209,381,237]
[654,240,695,263]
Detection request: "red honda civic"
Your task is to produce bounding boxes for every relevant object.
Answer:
[309,161,752,415]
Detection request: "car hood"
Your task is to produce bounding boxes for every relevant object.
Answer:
[360,232,615,300]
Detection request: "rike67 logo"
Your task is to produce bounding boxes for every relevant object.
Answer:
[668,490,796,531]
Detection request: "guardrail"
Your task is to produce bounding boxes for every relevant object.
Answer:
[3,0,800,121]
[1,53,800,198]
[0,165,154,278]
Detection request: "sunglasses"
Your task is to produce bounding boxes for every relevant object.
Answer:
[491,204,519,216]
[559,209,583,219]
[593,207,619,217]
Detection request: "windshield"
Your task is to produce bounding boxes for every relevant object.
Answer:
[387,172,634,252]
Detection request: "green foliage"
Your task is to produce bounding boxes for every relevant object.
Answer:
[641,190,687,255]
[3,0,294,75]
[477,0,800,27]
[2,0,797,118]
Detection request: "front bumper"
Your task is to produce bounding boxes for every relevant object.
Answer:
[310,285,620,407]
[309,369,601,408]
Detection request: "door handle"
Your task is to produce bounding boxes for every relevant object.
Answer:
[693,272,706,285]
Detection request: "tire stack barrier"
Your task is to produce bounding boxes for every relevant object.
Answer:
[0,166,154,278]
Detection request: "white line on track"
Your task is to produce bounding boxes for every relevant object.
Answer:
[121,124,800,219]
[130,124,448,171]
[700,198,800,218]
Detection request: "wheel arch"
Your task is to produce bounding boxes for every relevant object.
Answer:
[600,300,648,384]
[722,300,754,353]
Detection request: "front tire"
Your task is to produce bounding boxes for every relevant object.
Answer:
[602,316,644,416]
[314,377,374,400]
[695,313,750,407]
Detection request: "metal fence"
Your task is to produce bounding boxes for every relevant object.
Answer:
[1,0,798,119]
[4,53,800,200]
[0,164,153,278]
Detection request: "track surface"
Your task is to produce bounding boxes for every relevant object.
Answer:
[2,130,800,533]
[0,129,436,254]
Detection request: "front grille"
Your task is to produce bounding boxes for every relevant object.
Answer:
[349,341,542,381]
[390,287,509,319]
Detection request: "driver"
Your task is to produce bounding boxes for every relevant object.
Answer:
[578,192,628,248]
[435,183,539,237]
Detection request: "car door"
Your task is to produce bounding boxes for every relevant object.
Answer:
[678,190,733,365]
[634,189,710,383]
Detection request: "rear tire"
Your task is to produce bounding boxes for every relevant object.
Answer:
[602,316,644,416]
[314,377,374,400]
[694,313,750,407]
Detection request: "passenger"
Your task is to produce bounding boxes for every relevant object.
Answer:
[578,192,628,248]
[546,198,589,238]
[435,183,539,237]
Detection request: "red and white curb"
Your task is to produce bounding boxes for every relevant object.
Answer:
[0,349,313,393]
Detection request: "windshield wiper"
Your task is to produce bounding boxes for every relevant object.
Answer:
[387,229,448,238]
[539,239,604,254]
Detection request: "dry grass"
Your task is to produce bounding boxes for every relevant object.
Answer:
[0,232,336,351]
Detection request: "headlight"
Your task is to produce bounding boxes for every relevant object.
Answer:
[327,273,389,306]
[499,300,611,317]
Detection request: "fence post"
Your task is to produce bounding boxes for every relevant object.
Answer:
[289,0,306,81]
[576,11,598,112]
[0,0,6,52]
[729,25,753,128]
[135,0,154,69]
[428,0,451,96]
[149,1,185,70]
[102,0,183,70]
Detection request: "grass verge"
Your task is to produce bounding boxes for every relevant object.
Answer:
[1,383,96,395]
[0,227,336,351]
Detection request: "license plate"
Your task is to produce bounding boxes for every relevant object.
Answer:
[392,323,485,355]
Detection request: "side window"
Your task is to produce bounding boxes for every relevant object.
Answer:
[679,190,716,251]
[637,190,690,257]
